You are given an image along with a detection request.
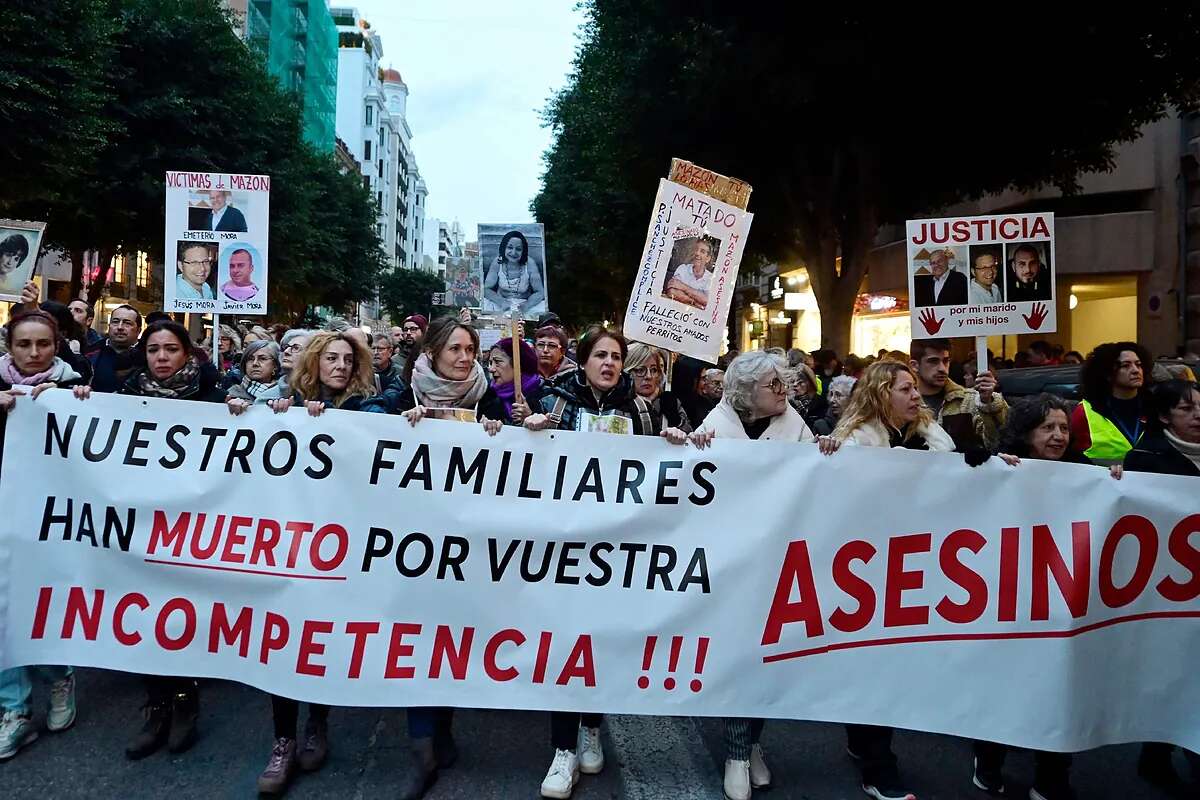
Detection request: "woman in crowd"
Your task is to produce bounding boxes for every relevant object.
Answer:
[278,328,313,395]
[812,375,856,436]
[829,359,955,800]
[689,349,822,800]
[242,325,271,346]
[970,392,1115,800]
[524,326,688,799]
[534,324,576,381]
[482,229,547,314]
[111,321,225,759]
[397,316,506,798]
[787,361,827,432]
[218,323,242,376]
[624,342,691,432]
[248,330,387,794]
[0,310,89,760]
[479,334,545,425]
[1123,379,1200,795]
[224,339,285,410]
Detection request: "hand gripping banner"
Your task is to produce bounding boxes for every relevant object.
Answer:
[0,391,1197,753]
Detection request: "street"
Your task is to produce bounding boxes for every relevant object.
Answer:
[1,668,1190,799]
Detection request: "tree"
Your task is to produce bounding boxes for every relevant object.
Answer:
[535,4,1200,352]
[379,267,446,324]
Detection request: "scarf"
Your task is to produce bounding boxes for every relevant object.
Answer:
[241,377,277,400]
[0,354,81,386]
[222,281,260,301]
[493,373,544,417]
[135,357,203,398]
[1165,429,1200,470]
[410,353,489,410]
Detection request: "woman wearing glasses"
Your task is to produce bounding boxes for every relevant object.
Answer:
[174,242,216,300]
[278,329,313,395]
[624,342,691,432]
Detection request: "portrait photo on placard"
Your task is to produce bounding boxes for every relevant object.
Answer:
[445,256,481,308]
[911,245,969,307]
[479,223,547,317]
[186,189,251,233]
[1005,241,1053,302]
[0,221,45,301]
[173,240,218,301]
[967,243,1005,305]
[661,234,721,310]
[218,242,263,302]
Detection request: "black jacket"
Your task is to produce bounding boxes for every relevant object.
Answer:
[538,370,661,436]
[1124,433,1200,477]
[914,270,968,306]
[86,338,142,393]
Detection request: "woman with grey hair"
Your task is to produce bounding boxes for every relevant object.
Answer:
[224,340,285,412]
[812,375,856,436]
[788,361,828,430]
[278,329,314,395]
[690,350,833,800]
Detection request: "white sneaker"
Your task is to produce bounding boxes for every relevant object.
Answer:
[540,748,579,799]
[724,758,751,800]
[576,725,605,774]
[0,710,38,760]
[749,743,772,788]
[47,673,76,732]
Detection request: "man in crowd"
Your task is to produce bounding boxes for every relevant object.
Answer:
[534,325,577,381]
[968,248,1004,305]
[1006,243,1052,301]
[910,338,1008,449]
[695,367,725,419]
[371,333,404,394]
[1026,340,1056,366]
[914,248,968,306]
[392,314,427,374]
[1069,341,1152,465]
[86,305,143,392]
[68,299,103,347]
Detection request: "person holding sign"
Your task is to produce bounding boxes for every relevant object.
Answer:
[524,326,688,800]
[0,311,90,760]
[910,339,1008,450]
[624,343,692,432]
[272,331,387,415]
[692,351,816,446]
[480,336,546,425]
[665,236,716,309]
[399,315,492,424]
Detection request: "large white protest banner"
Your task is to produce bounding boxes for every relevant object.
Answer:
[907,212,1056,339]
[624,178,753,363]
[1,391,1198,753]
[164,171,271,315]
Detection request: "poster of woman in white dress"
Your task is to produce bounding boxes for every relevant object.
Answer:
[479,223,548,317]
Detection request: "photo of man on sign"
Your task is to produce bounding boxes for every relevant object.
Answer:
[913,247,968,307]
[1006,242,1053,301]
[663,234,720,309]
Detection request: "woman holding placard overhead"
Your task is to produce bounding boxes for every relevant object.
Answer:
[524,325,689,799]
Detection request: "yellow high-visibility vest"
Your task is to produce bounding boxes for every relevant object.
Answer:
[1081,399,1138,465]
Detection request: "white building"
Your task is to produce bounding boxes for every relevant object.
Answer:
[330,7,427,274]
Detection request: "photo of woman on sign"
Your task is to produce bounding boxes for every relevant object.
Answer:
[480,226,548,316]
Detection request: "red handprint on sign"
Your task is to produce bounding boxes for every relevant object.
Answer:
[1023,302,1049,330]
[918,307,944,335]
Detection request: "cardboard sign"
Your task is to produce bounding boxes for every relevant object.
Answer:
[907,213,1055,338]
[164,172,271,314]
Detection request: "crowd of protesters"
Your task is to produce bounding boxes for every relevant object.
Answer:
[0,282,1196,800]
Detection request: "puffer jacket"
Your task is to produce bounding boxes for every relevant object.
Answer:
[538,370,661,436]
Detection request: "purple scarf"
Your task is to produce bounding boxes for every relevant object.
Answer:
[493,373,543,418]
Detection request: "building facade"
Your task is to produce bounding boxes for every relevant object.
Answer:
[732,113,1199,361]
[243,0,338,151]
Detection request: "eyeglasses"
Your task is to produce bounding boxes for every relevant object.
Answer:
[181,259,213,267]
[972,265,998,273]
[371,345,392,353]
[762,378,786,394]
[402,326,421,333]
[283,343,305,352]
[630,366,662,378]
[536,342,562,351]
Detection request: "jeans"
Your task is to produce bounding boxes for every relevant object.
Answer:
[407,706,453,739]
[0,665,73,714]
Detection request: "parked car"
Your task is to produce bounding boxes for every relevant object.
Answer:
[995,365,1081,400]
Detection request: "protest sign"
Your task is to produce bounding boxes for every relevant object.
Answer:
[2,391,1198,753]
[623,174,753,364]
[445,256,482,309]
[0,219,46,302]
[908,212,1056,339]
[478,224,547,318]
[164,172,271,315]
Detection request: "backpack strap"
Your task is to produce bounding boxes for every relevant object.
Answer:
[548,396,569,428]
[633,396,657,435]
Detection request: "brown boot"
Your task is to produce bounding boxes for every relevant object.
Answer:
[256,737,298,795]
[399,737,438,800]
[296,716,328,772]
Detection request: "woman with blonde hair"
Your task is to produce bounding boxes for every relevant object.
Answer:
[623,342,691,432]
[832,360,954,450]
[788,361,827,430]
[274,330,386,415]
